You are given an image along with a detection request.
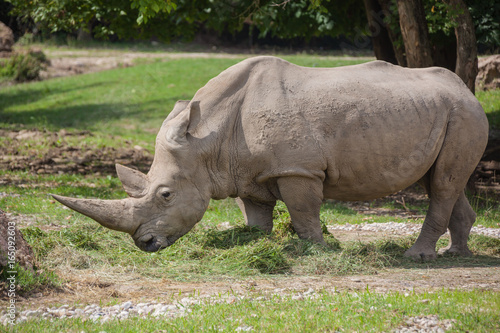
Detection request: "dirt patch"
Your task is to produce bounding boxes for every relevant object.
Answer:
[39,50,244,80]
[0,129,153,175]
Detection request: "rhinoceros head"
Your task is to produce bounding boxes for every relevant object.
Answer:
[52,100,211,252]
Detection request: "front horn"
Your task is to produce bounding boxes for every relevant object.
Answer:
[51,195,139,234]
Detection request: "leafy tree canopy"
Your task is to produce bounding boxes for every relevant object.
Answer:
[4,0,499,51]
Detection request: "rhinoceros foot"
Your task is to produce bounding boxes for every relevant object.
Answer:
[404,246,437,262]
[438,246,473,257]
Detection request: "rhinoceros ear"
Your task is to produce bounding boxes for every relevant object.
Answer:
[165,100,190,123]
[115,164,149,198]
[165,100,200,148]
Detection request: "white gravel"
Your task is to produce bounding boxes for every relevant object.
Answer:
[1,292,287,326]
[393,315,456,333]
[2,297,196,325]
[328,222,500,238]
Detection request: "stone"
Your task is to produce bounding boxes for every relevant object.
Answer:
[0,21,14,53]
[476,54,500,90]
[120,301,133,310]
[0,209,36,273]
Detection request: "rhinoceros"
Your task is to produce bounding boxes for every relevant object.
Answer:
[53,56,488,261]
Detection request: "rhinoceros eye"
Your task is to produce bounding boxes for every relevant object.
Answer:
[157,188,174,202]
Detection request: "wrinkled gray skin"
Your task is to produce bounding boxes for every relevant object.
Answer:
[53,56,489,261]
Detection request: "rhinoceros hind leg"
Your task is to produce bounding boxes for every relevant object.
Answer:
[276,176,325,244]
[405,115,484,261]
[405,174,448,261]
[404,195,459,261]
[438,191,475,257]
[236,197,276,232]
[405,174,464,261]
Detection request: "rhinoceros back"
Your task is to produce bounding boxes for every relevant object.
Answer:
[190,56,488,201]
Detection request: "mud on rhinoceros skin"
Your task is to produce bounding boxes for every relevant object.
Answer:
[52,56,489,261]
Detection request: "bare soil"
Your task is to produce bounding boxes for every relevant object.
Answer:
[0,129,153,175]
[1,51,499,310]
[39,49,245,80]
[4,264,498,310]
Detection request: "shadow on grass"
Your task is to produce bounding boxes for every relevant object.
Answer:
[0,82,110,112]
[322,201,358,215]
[0,79,185,131]
[485,108,500,130]
[0,98,180,131]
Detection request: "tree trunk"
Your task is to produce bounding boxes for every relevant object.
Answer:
[77,21,93,42]
[396,0,433,68]
[430,32,457,71]
[445,0,478,94]
[363,0,398,64]
[376,0,407,67]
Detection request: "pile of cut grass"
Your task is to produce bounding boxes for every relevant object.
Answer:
[11,200,500,295]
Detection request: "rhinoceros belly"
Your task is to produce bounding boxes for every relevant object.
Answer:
[321,100,449,201]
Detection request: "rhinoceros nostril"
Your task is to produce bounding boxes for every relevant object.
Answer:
[143,236,161,252]
[145,237,155,247]
[134,234,160,252]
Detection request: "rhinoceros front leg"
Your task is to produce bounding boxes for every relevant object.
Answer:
[236,197,276,232]
[439,191,476,257]
[276,176,325,244]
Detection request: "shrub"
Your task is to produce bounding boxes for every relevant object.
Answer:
[0,49,49,82]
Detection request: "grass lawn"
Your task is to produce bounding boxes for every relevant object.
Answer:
[1,50,499,331]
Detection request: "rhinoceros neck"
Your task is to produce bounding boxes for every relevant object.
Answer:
[188,64,257,200]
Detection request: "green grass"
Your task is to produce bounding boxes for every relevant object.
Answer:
[0,58,242,148]
[0,56,368,143]
[476,88,500,128]
[10,289,500,332]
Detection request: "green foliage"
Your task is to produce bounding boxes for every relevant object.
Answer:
[6,0,366,43]
[204,0,366,41]
[385,0,499,53]
[424,0,458,36]
[7,0,177,41]
[6,0,498,52]
[467,0,500,50]
[130,0,177,24]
